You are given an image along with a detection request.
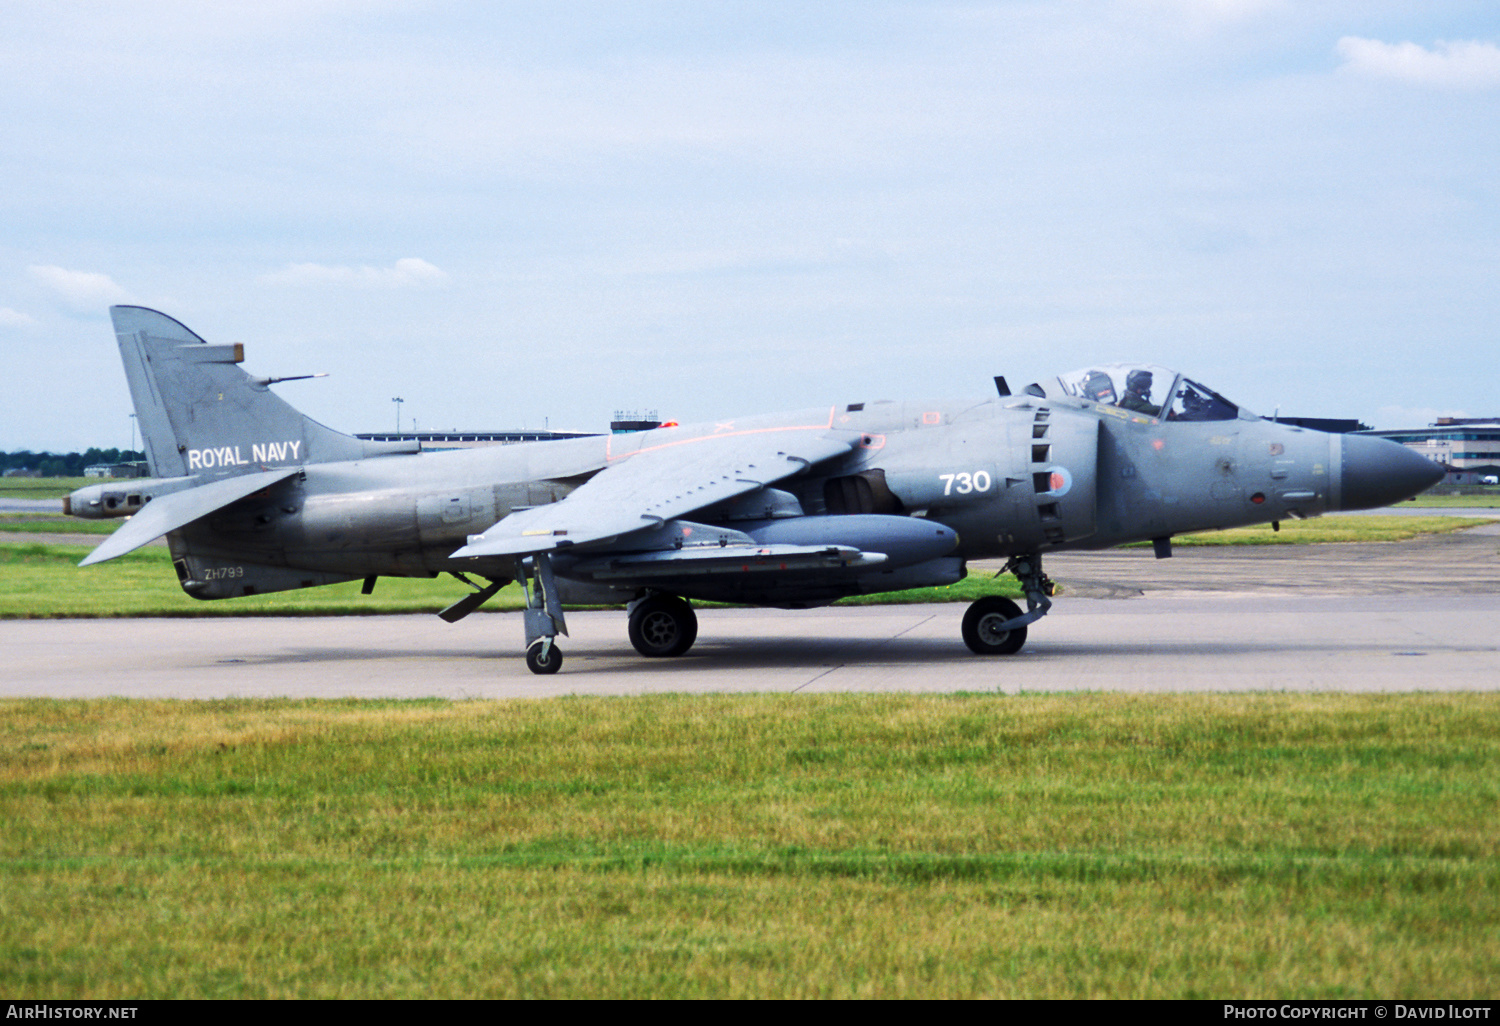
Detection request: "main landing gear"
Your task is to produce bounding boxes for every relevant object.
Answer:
[961,553,1054,656]
[627,593,698,658]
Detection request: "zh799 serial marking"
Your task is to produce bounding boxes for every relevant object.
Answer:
[67,308,1444,675]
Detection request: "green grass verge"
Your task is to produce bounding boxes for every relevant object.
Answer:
[0,514,117,535]
[1,693,1496,998]
[0,542,524,618]
[0,542,1023,619]
[0,477,91,500]
[1407,493,1500,508]
[1157,514,1493,546]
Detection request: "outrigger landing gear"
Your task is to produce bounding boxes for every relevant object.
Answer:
[519,553,568,675]
[627,593,698,658]
[526,638,562,674]
[962,553,1054,656]
[436,563,564,673]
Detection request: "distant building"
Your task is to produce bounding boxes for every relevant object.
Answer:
[355,429,600,451]
[1261,416,1370,434]
[611,410,666,434]
[84,462,150,479]
[1361,418,1500,486]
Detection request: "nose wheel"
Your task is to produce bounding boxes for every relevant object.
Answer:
[962,554,1053,656]
[961,597,1028,655]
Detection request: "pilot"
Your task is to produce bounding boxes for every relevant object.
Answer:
[1175,387,1212,421]
[1117,369,1160,415]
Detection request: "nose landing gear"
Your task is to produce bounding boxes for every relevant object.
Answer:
[962,553,1053,656]
[962,596,1027,655]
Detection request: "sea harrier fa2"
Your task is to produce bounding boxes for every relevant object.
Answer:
[67,307,1444,673]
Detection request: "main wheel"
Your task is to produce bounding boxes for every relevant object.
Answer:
[962,596,1028,655]
[526,639,563,675]
[628,595,698,657]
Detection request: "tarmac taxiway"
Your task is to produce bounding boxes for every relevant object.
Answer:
[3,520,1497,698]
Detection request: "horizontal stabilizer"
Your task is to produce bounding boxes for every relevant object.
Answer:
[79,468,300,566]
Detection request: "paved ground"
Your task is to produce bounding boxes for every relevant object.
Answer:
[4,522,1496,698]
[1018,518,1500,598]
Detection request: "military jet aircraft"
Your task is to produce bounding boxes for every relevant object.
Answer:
[67,306,1443,673]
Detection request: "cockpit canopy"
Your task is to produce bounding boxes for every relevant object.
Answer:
[1024,364,1246,422]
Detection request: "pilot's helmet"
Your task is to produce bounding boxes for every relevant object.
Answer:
[1126,369,1154,393]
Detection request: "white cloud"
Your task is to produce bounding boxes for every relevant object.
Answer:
[260,258,449,289]
[27,265,134,312]
[1336,37,1500,90]
[0,307,38,328]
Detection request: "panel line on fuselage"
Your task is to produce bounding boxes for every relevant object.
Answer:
[603,407,839,462]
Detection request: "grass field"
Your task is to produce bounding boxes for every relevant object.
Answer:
[1408,493,1500,507]
[0,515,116,535]
[6,486,1497,997]
[0,477,92,500]
[1,693,1495,998]
[1148,514,1493,546]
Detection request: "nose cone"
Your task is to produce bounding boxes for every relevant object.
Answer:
[1338,434,1445,510]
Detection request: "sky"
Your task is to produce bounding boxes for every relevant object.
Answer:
[3,0,1498,452]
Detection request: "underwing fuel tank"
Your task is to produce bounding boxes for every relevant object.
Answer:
[743,514,958,566]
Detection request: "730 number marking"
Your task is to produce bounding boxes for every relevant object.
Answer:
[939,471,992,496]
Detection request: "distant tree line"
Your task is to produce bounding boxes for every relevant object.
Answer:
[1,449,146,478]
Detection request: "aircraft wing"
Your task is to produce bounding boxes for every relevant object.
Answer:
[79,468,302,566]
[452,427,857,559]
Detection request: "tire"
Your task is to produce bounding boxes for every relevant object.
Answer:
[627,595,699,658]
[961,596,1028,655]
[526,639,563,675]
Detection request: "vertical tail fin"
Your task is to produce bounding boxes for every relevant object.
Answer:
[111,306,414,478]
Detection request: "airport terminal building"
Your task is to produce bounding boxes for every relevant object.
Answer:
[355,429,599,450]
[356,413,661,451]
[1361,418,1500,486]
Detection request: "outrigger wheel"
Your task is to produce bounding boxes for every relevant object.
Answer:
[627,594,699,658]
[526,638,563,675]
[961,596,1028,656]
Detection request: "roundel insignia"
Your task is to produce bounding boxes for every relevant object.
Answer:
[1047,467,1072,496]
